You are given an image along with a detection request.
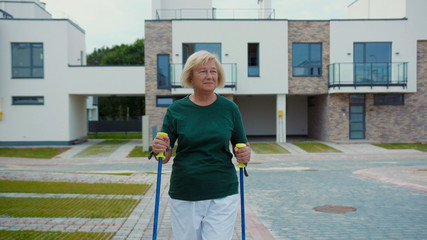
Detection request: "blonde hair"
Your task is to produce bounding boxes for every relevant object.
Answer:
[181,50,225,88]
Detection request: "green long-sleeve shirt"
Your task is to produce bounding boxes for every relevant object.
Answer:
[161,94,248,201]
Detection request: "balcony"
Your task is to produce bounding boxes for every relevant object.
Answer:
[328,62,408,89]
[171,63,237,90]
[155,8,275,20]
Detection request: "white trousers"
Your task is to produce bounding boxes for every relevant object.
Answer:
[170,194,239,240]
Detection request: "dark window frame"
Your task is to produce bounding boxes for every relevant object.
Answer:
[11,42,44,79]
[374,94,404,105]
[12,96,44,105]
[182,43,222,64]
[292,42,322,77]
[157,54,171,89]
[248,43,260,77]
[156,96,174,107]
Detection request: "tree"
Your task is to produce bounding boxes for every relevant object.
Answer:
[87,39,145,120]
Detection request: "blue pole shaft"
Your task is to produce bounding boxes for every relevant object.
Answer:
[240,167,246,240]
[153,157,162,240]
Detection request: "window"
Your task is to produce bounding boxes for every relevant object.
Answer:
[157,54,170,89]
[156,96,174,107]
[374,94,404,105]
[12,96,44,105]
[182,43,221,63]
[248,43,259,77]
[292,43,322,76]
[12,43,44,78]
[354,42,392,84]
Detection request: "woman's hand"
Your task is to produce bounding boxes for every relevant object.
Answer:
[152,134,171,164]
[234,142,251,165]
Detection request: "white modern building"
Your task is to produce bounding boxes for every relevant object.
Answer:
[145,0,426,143]
[1,0,426,145]
[0,0,144,145]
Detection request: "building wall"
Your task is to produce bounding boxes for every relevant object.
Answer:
[0,0,51,19]
[145,20,172,140]
[307,95,328,140]
[363,40,427,142]
[172,20,288,95]
[288,21,330,95]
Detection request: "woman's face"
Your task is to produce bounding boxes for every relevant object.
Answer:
[191,59,218,93]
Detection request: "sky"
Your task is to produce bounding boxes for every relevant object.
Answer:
[41,0,356,53]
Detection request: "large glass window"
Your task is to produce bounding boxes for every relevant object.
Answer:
[292,43,322,76]
[12,43,44,78]
[12,96,44,105]
[248,43,259,77]
[156,96,174,107]
[182,43,221,63]
[157,54,170,89]
[354,42,392,84]
[374,94,404,105]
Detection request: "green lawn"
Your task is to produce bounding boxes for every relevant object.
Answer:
[128,146,177,158]
[0,147,70,159]
[88,133,142,139]
[374,143,427,152]
[0,197,139,218]
[0,180,150,195]
[0,231,112,240]
[293,142,341,153]
[250,143,290,154]
[74,140,129,157]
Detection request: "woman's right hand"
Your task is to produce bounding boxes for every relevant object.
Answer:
[152,134,170,155]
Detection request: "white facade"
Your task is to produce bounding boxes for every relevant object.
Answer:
[0,1,145,145]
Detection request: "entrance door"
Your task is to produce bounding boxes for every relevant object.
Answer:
[349,94,365,139]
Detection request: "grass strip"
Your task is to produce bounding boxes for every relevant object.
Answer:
[293,142,341,153]
[0,147,70,159]
[0,180,150,195]
[0,230,113,240]
[250,143,290,154]
[127,146,177,158]
[88,133,142,139]
[74,140,129,157]
[374,143,427,152]
[0,197,140,218]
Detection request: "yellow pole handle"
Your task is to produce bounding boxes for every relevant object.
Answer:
[156,132,168,159]
[236,143,246,168]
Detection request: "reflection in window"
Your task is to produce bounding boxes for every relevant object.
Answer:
[156,97,174,107]
[248,43,259,77]
[157,54,170,89]
[354,42,391,84]
[12,96,44,105]
[12,43,44,78]
[182,43,221,63]
[292,43,322,76]
[374,94,403,105]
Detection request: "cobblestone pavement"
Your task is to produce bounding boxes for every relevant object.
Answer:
[0,139,426,239]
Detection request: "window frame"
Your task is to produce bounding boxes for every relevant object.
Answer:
[156,96,174,107]
[292,42,322,77]
[12,96,45,105]
[374,94,404,105]
[248,43,260,77]
[182,43,222,64]
[157,54,171,89]
[11,42,44,79]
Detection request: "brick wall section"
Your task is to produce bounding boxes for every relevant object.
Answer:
[363,40,427,143]
[145,20,172,140]
[288,21,330,95]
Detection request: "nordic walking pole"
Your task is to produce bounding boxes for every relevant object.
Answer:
[152,132,168,240]
[236,143,247,240]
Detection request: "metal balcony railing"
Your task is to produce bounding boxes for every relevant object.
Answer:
[171,63,237,89]
[328,62,408,89]
[0,9,13,19]
[156,8,275,20]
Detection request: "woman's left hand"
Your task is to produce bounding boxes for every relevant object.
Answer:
[234,143,251,164]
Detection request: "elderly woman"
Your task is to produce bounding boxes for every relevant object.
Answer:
[152,50,251,240]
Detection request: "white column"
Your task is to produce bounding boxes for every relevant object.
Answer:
[276,94,286,143]
[142,115,150,152]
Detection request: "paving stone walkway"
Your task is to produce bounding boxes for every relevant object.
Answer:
[0,139,426,239]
